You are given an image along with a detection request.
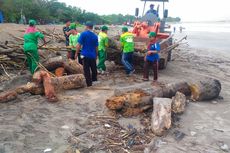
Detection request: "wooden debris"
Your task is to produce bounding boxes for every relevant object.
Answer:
[43,56,64,71]
[0,73,86,103]
[64,59,83,74]
[172,92,186,114]
[161,81,191,98]
[151,98,172,136]
[55,67,65,77]
[51,74,86,90]
[0,90,18,103]
[189,78,221,101]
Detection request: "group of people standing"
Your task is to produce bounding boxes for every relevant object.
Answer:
[23,19,161,87]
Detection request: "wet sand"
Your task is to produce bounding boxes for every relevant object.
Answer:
[0,23,230,153]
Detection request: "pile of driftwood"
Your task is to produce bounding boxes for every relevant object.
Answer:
[106,78,221,136]
[0,42,25,70]
[107,35,187,69]
[0,28,68,71]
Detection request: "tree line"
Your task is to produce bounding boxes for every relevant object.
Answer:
[0,0,180,24]
[0,0,136,25]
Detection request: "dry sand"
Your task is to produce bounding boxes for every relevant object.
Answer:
[0,23,230,153]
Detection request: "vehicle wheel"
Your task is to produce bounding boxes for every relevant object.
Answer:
[167,50,172,61]
[159,58,167,70]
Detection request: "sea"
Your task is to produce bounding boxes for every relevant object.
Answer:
[170,22,230,52]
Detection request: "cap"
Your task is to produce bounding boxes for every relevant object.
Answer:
[85,21,94,27]
[149,32,157,38]
[29,19,36,26]
[101,25,109,31]
[122,26,128,32]
[70,23,76,30]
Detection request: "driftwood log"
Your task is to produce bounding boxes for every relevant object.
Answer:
[151,98,172,136]
[189,78,221,101]
[106,89,153,117]
[0,72,86,103]
[106,79,221,117]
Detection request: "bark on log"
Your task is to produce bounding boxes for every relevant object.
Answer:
[41,71,58,102]
[0,73,86,103]
[51,74,86,90]
[0,90,17,103]
[189,78,221,101]
[151,98,172,136]
[63,59,83,74]
[106,90,152,110]
[43,56,64,71]
[172,92,186,114]
[161,81,191,98]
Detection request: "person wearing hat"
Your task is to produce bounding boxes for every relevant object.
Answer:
[120,26,135,76]
[146,4,158,17]
[23,19,46,74]
[76,21,98,87]
[97,25,109,74]
[68,23,81,62]
[143,32,160,83]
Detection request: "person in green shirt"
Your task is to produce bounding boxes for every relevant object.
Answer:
[23,19,46,74]
[68,23,81,63]
[97,25,109,74]
[120,26,135,75]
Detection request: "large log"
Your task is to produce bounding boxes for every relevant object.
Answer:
[106,89,152,110]
[51,74,86,90]
[0,90,17,103]
[0,73,86,103]
[151,98,172,136]
[161,81,191,98]
[43,56,64,71]
[63,59,83,74]
[189,78,221,101]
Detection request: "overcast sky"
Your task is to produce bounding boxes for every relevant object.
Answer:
[58,0,230,22]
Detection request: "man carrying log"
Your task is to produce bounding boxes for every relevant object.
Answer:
[23,19,46,74]
[76,21,98,87]
[143,32,160,84]
[120,27,135,76]
[68,23,81,63]
[97,25,109,74]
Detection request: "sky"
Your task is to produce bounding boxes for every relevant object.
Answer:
[58,0,230,22]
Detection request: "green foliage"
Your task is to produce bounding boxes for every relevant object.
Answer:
[166,17,181,22]
[0,0,136,24]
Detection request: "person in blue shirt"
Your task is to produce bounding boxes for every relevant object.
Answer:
[76,21,98,87]
[146,4,159,17]
[143,32,160,83]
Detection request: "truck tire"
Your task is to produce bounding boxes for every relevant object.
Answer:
[159,58,167,70]
[167,50,172,61]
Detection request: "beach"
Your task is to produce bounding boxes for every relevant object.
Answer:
[0,23,230,153]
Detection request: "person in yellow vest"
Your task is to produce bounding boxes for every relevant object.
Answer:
[68,23,81,63]
[97,25,109,74]
[120,27,135,76]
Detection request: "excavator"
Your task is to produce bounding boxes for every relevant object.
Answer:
[132,0,172,69]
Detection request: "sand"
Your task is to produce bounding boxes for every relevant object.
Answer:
[0,23,230,153]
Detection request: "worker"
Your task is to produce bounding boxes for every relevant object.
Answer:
[143,32,160,84]
[76,21,98,87]
[23,19,46,74]
[97,25,109,74]
[68,23,81,63]
[63,19,71,47]
[146,4,158,17]
[120,26,135,76]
